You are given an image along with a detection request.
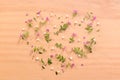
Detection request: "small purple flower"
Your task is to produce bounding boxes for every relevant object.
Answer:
[83,42,86,45]
[36,33,40,37]
[26,13,28,16]
[31,45,34,48]
[46,29,50,32]
[36,11,41,15]
[81,64,84,66]
[28,19,32,23]
[73,10,78,14]
[83,36,86,39]
[72,33,77,37]
[25,20,28,23]
[45,17,49,21]
[87,23,93,26]
[92,16,96,21]
[19,32,23,37]
[71,63,75,68]
[50,55,54,58]
[86,41,90,44]
[61,64,65,68]
[67,21,71,25]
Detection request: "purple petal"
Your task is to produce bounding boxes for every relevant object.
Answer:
[50,55,54,58]
[71,63,75,68]
[36,11,41,15]
[73,10,78,14]
[46,29,50,32]
[83,36,86,39]
[72,33,77,37]
[46,17,49,21]
[92,16,96,21]
[67,21,71,25]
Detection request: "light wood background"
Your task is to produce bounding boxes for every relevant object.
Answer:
[0,0,120,80]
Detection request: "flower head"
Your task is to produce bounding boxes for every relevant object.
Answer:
[46,28,50,32]
[73,10,78,14]
[92,16,96,21]
[71,63,75,68]
[50,54,54,58]
[36,11,41,15]
[46,17,49,21]
[28,19,32,23]
[67,21,71,25]
[72,33,77,37]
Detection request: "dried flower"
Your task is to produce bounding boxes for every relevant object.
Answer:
[46,17,49,21]
[46,28,50,32]
[36,11,41,15]
[72,33,77,37]
[73,10,78,17]
[71,63,75,68]
[50,54,54,58]
[92,16,96,21]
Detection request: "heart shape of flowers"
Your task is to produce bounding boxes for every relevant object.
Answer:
[18,10,100,75]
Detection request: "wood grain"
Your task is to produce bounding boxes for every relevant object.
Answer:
[0,0,120,80]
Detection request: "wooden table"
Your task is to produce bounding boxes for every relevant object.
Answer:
[0,0,120,80]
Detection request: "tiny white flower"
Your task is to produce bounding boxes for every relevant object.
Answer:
[51,47,55,50]
[57,70,60,73]
[96,22,100,26]
[81,19,84,23]
[50,67,54,71]
[78,55,81,58]
[35,25,39,28]
[74,21,78,24]
[65,14,69,18]
[61,36,65,39]
[36,38,40,41]
[50,12,54,17]
[53,25,57,29]
[22,28,25,31]
[43,32,46,35]
[35,57,39,61]
[69,56,73,61]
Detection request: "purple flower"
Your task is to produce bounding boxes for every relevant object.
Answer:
[31,45,34,48]
[19,32,23,37]
[86,41,90,44]
[71,63,75,68]
[25,20,28,23]
[72,33,77,37]
[36,11,41,15]
[36,33,40,36]
[81,64,84,66]
[67,21,71,25]
[45,17,49,21]
[87,23,93,26]
[83,36,86,39]
[92,16,96,21]
[73,10,78,14]
[50,55,54,58]
[28,19,32,23]
[61,64,65,68]
[26,13,28,16]
[46,29,50,32]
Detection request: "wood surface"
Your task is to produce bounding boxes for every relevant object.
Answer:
[0,0,120,80]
